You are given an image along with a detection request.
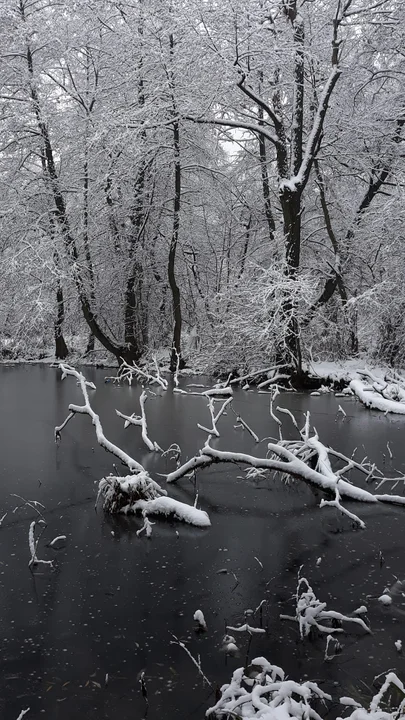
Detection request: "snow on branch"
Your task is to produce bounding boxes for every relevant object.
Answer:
[206,661,405,720]
[226,624,266,635]
[206,656,331,719]
[28,521,53,569]
[16,710,30,720]
[351,369,405,414]
[279,61,342,194]
[174,383,233,398]
[116,390,162,452]
[174,383,259,441]
[170,634,211,686]
[166,408,405,527]
[106,358,168,390]
[228,364,288,386]
[56,363,145,473]
[197,396,233,436]
[97,476,211,527]
[280,572,370,639]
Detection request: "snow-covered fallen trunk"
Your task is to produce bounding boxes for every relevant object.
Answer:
[166,413,405,527]
[132,497,210,527]
[168,442,380,503]
[350,378,405,414]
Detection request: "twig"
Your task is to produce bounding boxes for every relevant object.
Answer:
[16,710,30,720]
[170,634,212,686]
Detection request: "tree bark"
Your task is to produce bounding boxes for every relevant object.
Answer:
[168,113,182,371]
[168,33,183,372]
[54,281,69,360]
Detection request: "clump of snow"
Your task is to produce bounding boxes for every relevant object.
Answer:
[134,497,210,527]
[395,639,402,652]
[98,475,210,529]
[353,606,368,615]
[378,594,392,605]
[221,634,239,656]
[194,609,207,631]
[340,697,362,708]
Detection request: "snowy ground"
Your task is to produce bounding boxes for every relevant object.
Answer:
[307,359,388,383]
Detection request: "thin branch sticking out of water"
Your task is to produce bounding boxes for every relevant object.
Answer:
[170,634,212,687]
[116,390,162,452]
[28,521,53,569]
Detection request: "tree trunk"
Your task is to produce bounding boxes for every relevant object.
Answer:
[168,33,183,372]
[54,283,69,360]
[280,187,303,370]
[124,261,144,362]
[20,12,135,368]
[168,113,182,371]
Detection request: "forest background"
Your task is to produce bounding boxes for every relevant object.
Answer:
[0,0,403,375]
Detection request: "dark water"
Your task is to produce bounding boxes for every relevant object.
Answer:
[1,366,405,719]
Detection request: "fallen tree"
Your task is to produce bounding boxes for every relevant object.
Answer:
[166,408,405,528]
[351,369,405,414]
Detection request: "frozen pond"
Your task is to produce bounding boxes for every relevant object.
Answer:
[1,365,405,719]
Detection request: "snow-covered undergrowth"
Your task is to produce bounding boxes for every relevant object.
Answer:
[56,364,210,533]
[207,661,405,720]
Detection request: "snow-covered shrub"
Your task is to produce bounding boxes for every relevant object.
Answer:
[199,263,316,374]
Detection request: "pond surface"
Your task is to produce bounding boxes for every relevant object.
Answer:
[1,365,405,719]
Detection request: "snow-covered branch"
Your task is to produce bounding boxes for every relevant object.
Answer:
[197,396,233,436]
[351,369,405,413]
[56,363,145,472]
[106,358,168,390]
[28,521,53,569]
[206,661,405,720]
[166,409,405,527]
[280,572,370,639]
[116,390,161,452]
[206,656,331,719]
